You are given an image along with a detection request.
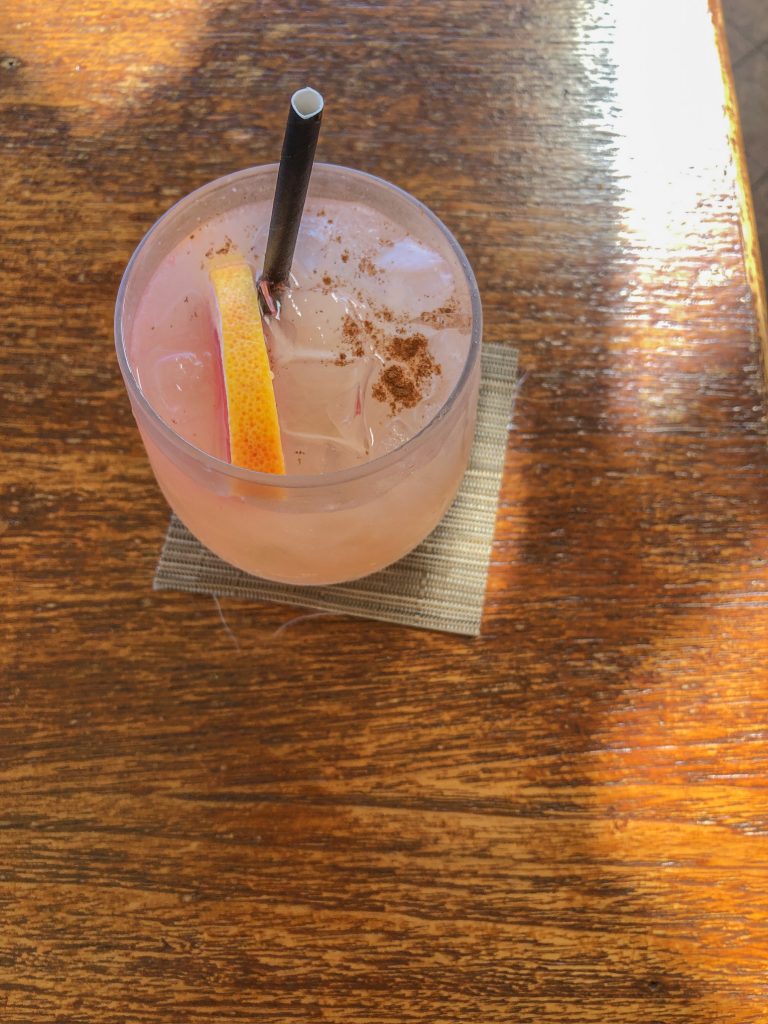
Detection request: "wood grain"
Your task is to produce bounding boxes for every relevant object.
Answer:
[3,0,768,1021]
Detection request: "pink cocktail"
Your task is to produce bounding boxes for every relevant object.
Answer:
[115,164,481,585]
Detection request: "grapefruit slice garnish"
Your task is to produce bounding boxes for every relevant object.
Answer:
[210,263,285,474]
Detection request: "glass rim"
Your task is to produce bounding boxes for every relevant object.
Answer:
[114,162,483,490]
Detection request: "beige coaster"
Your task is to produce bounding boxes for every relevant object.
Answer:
[154,343,518,636]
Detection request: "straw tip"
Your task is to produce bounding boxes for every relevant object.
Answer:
[291,87,324,120]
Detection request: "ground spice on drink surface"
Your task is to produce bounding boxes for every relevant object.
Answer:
[372,365,419,411]
[373,330,441,415]
[338,306,445,416]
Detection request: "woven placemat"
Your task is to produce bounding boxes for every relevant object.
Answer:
[154,343,518,635]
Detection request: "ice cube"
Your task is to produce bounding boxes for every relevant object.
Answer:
[147,347,224,455]
[308,201,387,253]
[273,353,378,457]
[422,327,469,386]
[266,286,361,365]
[373,416,412,456]
[153,350,213,414]
[384,397,431,442]
[326,358,377,456]
[291,214,337,280]
[281,430,366,474]
[371,239,455,315]
[376,238,443,275]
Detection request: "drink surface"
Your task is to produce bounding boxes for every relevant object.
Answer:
[128,198,472,474]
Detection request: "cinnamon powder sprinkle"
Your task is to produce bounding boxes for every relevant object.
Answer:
[419,299,465,329]
[387,332,441,384]
[342,314,366,357]
[373,331,442,414]
[372,365,419,412]
[338,311,442,414]
[388,333,423,362]
[342,315,360,342]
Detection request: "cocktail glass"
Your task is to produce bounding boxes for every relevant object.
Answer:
[115,164,482,585]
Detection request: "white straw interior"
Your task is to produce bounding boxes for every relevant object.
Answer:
[291,87,324,119]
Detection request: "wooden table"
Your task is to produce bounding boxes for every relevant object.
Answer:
[3,1,768,1020]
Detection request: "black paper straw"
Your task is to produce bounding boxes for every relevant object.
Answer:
[261,87,324,304]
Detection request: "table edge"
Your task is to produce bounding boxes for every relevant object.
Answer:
[710,0,768,379]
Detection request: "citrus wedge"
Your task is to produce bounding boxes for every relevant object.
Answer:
[210,263,285,474]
